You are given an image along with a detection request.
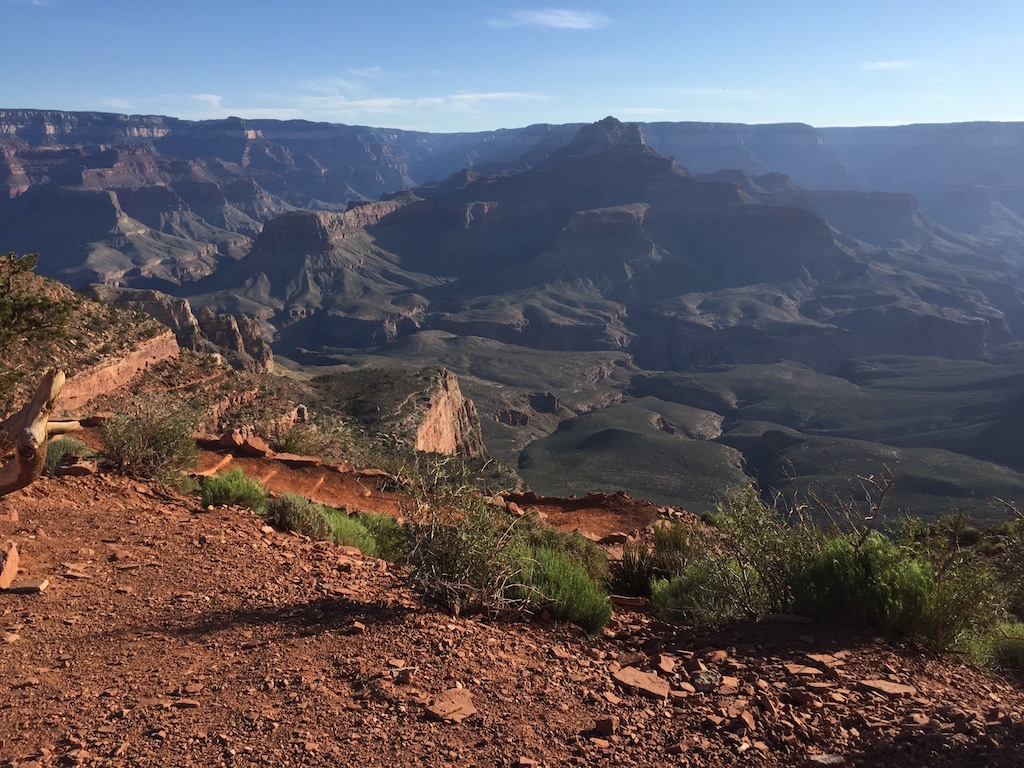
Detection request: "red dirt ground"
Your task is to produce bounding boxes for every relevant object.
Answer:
[3,469,1024,768]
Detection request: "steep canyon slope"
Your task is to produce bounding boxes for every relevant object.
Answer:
[4,111,1024,515]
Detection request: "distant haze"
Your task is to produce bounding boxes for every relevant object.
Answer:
[4,0,1023,131]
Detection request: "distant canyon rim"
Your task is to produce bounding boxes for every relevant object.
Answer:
[3,110,1024,518]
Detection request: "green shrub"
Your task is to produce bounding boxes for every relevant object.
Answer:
[405,487,526,617]
[100,395,199,482]
[358,512,412,563]
[902,513,1007,650]
[266,493,334,540]
[201,467,268,512]
[986,622,1024,675]
[43,436,94,476]
[711,486,823,616]
[519,546,611,632]
[650,561,751,624]
[521,523,611,586]
[791,532,935,632]
[612,540,657,596]
[322,508,377,554]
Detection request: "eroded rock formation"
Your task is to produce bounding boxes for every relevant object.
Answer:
[84,286,273,372]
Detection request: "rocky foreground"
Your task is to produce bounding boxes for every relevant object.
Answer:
[2,473,1024,767]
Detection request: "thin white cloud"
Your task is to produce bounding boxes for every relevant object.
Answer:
[488,9,611,30]
[299,90,549,117]
[189,93,223,109]
[101,97,134,111]
[862,60,923,71]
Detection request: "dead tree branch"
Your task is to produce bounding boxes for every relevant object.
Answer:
[0,369,78,496]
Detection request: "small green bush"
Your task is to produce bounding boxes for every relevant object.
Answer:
[791,532,935,633]
[986,622,1024,675]
[650,562,750,624]
[903,513,1007,650]
[405,488,526,617]
[521,523,611,587]
[100,395,199,482]
[266,493,334,540]
[323,508,377,554]
[44,436,94,476]
[358,512,411,563]
[201,467,268,512]
[519,546,611,632]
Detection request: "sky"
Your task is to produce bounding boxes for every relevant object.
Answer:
[4,0,1023,133]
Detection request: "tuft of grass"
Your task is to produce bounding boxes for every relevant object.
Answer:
[322,508,377,554]
[44,436,94,476]
[521,523,611,587]
[358,512,411,563]
[263,493,379,555]
[613,540,657,596]
[201,467,268,512]
[518,546,611,632]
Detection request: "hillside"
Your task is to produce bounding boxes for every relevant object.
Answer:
[3,254,1024,768]
[3,472,1024,768]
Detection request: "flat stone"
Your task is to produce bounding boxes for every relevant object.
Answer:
[0,542,19,589]
[426,688,476,722]
[239,435,273,458]
[612,666,670,699]
[274,453,322,467]
[785,663,823,677]
[655,653,677,674]
[859,679,917,698]
[8,577,48,594]
[689,669,723,693]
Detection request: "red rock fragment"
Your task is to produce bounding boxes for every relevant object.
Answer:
[859,679,917,698]
[612,666,670,699]
[426,688,476,722]
[0,542,19,589]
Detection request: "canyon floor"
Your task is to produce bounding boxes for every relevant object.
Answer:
[3,461,1024,768]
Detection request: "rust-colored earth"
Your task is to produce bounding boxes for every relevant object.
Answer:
[3,466,1024,767]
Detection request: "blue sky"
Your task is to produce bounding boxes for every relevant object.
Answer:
[4,1,1022,132]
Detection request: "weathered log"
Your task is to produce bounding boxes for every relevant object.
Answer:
[0,369,71,497]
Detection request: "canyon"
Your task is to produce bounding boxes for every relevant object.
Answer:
[3,110,1024,516]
